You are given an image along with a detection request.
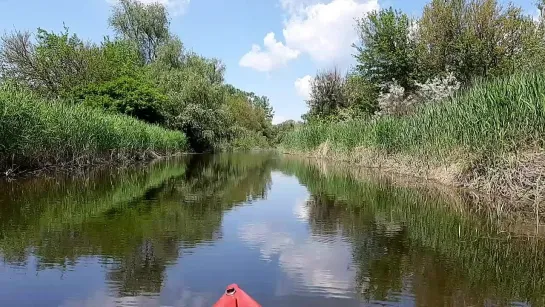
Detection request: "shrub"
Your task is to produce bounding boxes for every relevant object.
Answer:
[73,76,166,124]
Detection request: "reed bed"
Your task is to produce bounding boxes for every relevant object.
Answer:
[0,85,187,174]
[282,71,545,159]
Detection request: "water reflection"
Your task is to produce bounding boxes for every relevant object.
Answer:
[0,154,544,306]
[238,199,356,299]
[279,157,545,306]
[0,153,276,306]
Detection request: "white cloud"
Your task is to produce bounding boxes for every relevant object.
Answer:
[239,0,379,72]
[283,0,379,62]
[239,223,295,261]
[238,218,356,297]
[239,32,301,72]
[295,75,313,99]
[280,0,320,15]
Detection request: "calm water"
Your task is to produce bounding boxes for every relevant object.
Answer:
[0,153,544,306]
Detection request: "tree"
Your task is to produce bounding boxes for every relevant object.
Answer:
[0,28,144,98]
[419,0,541,82]
[109,0,170,63]
[249,93,274,121]
[272,120,298,144]
[354,8,421,91]
[155,36,185,69]
[343,73,379,117]
[305,67,347,120]
[100,38,143,80]
[0,28,102,96]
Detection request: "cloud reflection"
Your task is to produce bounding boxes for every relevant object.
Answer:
[238,199,356,298]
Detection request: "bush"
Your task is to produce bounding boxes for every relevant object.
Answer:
[72,76,166,124]
[376,72,460,117]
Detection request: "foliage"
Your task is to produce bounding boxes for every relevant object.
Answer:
[149,44,272,151]
[73,76,166,124]
[99,38,143,79]
[354,8,420,91]
[304,69,379,121]
[283,71,545,158]
[0,84,187,173]
[309,1,545,120]
[377,72,460,116]
[0,1,274,155]
[109,0,170,63]
[343,73,379,117]
[418,0,543,82]
[0,28,99,96]
[149,50,230,152]
[0,28,143,98]
[306,67,346,119]
[272,120,299,144]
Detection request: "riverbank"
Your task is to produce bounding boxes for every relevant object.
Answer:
[280,71,545,203]
[0,86,188,176]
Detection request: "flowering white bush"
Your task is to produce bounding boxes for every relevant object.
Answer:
[376,72,460,116]
[416,72,461,104]
[376,81,413,116]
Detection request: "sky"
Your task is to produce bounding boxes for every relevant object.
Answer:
[0,0,538,124]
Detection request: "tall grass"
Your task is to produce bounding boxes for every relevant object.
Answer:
[0,85,187,173]
[282,71,545,159]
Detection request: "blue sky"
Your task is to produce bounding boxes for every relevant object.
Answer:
[0,0,538,123]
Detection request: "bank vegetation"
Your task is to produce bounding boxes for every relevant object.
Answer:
[281,0,545,201]
[0,0,278,175]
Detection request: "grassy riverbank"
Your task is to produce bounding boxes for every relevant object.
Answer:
[0,86,187,175]
[281,71,545,201]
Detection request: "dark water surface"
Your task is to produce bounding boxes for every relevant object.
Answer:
[0,154,544,306]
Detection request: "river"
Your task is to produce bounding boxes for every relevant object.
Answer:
[0,153,543,306]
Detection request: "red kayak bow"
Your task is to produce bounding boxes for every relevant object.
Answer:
[213,284,261,307]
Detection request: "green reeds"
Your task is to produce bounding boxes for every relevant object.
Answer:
[0,85,187,173]
[282,71,545,159]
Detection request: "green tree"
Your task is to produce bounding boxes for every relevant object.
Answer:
[99,38,143,80]
[419,0,541,82]
[305,67,347,120]
[73,76,166,124]
[343,73,379,117]
[272,120,299,144]
[155,36,185,69]
[0,28,144,98]
[0,28,101,96]
[354,8,420,91]
[151,58,230,151]
[109,0,170,63]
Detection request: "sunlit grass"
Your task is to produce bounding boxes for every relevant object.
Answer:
[282,71,545,159]
[0,85,188,172]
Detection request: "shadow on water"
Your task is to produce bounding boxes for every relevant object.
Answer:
[1,153,545,306]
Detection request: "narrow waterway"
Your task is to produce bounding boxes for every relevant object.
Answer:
[0,154,543,306]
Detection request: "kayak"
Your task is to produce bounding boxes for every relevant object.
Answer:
[213,284,261,307]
